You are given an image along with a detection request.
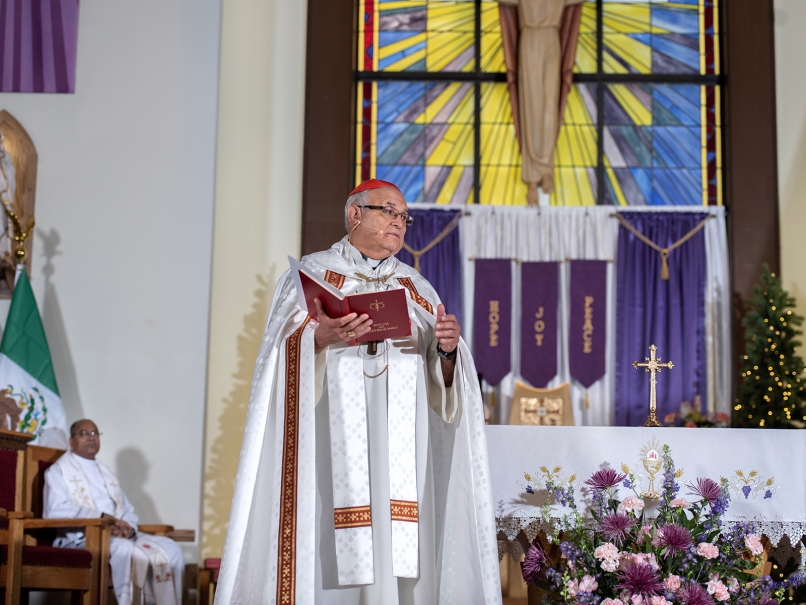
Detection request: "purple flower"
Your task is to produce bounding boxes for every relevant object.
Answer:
[742,485,752,499]
[764,489,772,499]
[521,544,547,584]
[757,593,778,605]
[656,523,693,556]
[586,468,628,490]
[616,563,664,599]
[678,581,715,605]
[601,512,635,547]
[623,478,632,489]
[687,478,721,504]
[526,485,534,494]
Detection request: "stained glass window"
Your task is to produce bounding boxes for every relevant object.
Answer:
[355,0,722,206]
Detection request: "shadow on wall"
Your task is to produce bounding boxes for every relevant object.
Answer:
[202,270,275,560]
[116,447,161,524]
[40,228,85,424]
[780,118,806,312]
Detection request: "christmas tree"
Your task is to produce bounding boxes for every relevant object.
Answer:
[734,264,806,428]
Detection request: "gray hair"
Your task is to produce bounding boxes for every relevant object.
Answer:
[344,186,397,232]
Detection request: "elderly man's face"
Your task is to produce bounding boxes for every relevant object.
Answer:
[69,419,101,460]
[349,187,409,258]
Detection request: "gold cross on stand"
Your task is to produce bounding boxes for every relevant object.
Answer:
[632,344,674,427]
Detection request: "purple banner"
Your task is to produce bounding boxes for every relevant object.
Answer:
[569,260,607,389]
[473,259,511,386]
[520,262,558,388]
[0,0,79,93]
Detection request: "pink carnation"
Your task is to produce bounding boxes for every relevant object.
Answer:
[636,524,653,545]
[727,577,740,594]
[670,498,690,509]
[664,575,681,591]
[696,542,719,559]
[595,543,620,560]
[631,595,644,605]
[707,574,730,602]
[580,575,599,593]
[567,578,579,597]
[650,597,672,605]
[602,600,625,605]
[619,496,646,514]
[745,534,764,556]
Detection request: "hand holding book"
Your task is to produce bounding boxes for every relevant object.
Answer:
[313,299,374,352]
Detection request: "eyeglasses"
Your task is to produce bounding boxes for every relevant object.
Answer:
[360,205,414,227]
[77,430,102,438]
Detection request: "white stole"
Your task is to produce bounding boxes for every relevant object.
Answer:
[326,342,419,585]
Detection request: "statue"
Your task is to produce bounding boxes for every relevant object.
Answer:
[498,0,585,205]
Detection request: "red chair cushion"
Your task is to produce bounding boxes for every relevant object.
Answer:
[203,557,221,581]
[0,544,93,568]
[0,447,17,529]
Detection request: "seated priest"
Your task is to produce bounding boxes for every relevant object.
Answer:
[217,180,501,604]
[43,419,184,605]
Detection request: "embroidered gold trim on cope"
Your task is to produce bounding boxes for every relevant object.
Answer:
[334,505,372,529]
[276,318,310,605]
[324,270,346,290]
[397,278,433,314]
[390,499,419,523]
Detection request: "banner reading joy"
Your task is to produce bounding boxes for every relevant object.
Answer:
[569,260,607,389]
[473,259,511,386]
[520,262,559,388]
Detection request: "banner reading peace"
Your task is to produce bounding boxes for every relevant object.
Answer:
[568,260,607,389]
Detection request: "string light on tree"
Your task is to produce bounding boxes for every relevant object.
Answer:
[734,265,806,428]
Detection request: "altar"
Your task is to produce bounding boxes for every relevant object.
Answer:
[487,426,806,566]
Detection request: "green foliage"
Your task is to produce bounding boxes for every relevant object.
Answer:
[734,264,806,428]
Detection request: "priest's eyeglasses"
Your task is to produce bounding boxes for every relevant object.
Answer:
[361,205,414,227]
[77,430,102,437]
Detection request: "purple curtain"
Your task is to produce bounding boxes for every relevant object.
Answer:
[0,0,79,93]
[615,212,707,426]
[397,209,463,327]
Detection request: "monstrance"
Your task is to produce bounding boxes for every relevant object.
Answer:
[632,344,673,427]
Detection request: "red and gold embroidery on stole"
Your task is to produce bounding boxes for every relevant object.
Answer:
[324,270,346,290]
[396,277,434,314]
[276,318,310,605]
[390,499,419,523]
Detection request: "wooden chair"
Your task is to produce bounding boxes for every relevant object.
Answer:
[25,445,196,605]
[0,429,114,605]
[197,558,220,605]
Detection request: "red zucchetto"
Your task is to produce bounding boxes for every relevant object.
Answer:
[348,179,401,197]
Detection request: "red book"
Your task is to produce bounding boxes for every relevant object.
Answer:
[289,257,411,344]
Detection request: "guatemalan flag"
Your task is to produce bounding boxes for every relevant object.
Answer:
[0,267,67,447]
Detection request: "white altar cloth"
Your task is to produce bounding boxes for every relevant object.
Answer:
[487,426,806,563]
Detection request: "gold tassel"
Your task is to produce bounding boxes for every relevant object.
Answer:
[585,390,590,409]
[660,249,670,280]
[491,388,496,408]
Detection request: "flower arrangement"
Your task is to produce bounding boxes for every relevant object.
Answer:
[521,446,804,604]
[663,396,729,428]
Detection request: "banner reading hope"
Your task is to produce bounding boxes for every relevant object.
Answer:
[473,259,512,386]
[520,262,559,388]
[569,260,607,389]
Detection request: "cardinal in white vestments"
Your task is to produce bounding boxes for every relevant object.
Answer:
[44,419,184,605]
[216,180,502,605]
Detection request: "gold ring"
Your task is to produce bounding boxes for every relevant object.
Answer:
[346,330,356,338]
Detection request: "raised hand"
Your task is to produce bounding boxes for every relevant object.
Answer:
[313,298,373,352]
[435,304,460,354]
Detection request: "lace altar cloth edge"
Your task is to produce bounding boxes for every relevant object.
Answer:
[486,426,806,565]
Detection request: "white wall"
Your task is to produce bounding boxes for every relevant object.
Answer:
[0,0,222,561]
[201,0,307,560]
[775,1,806,313]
